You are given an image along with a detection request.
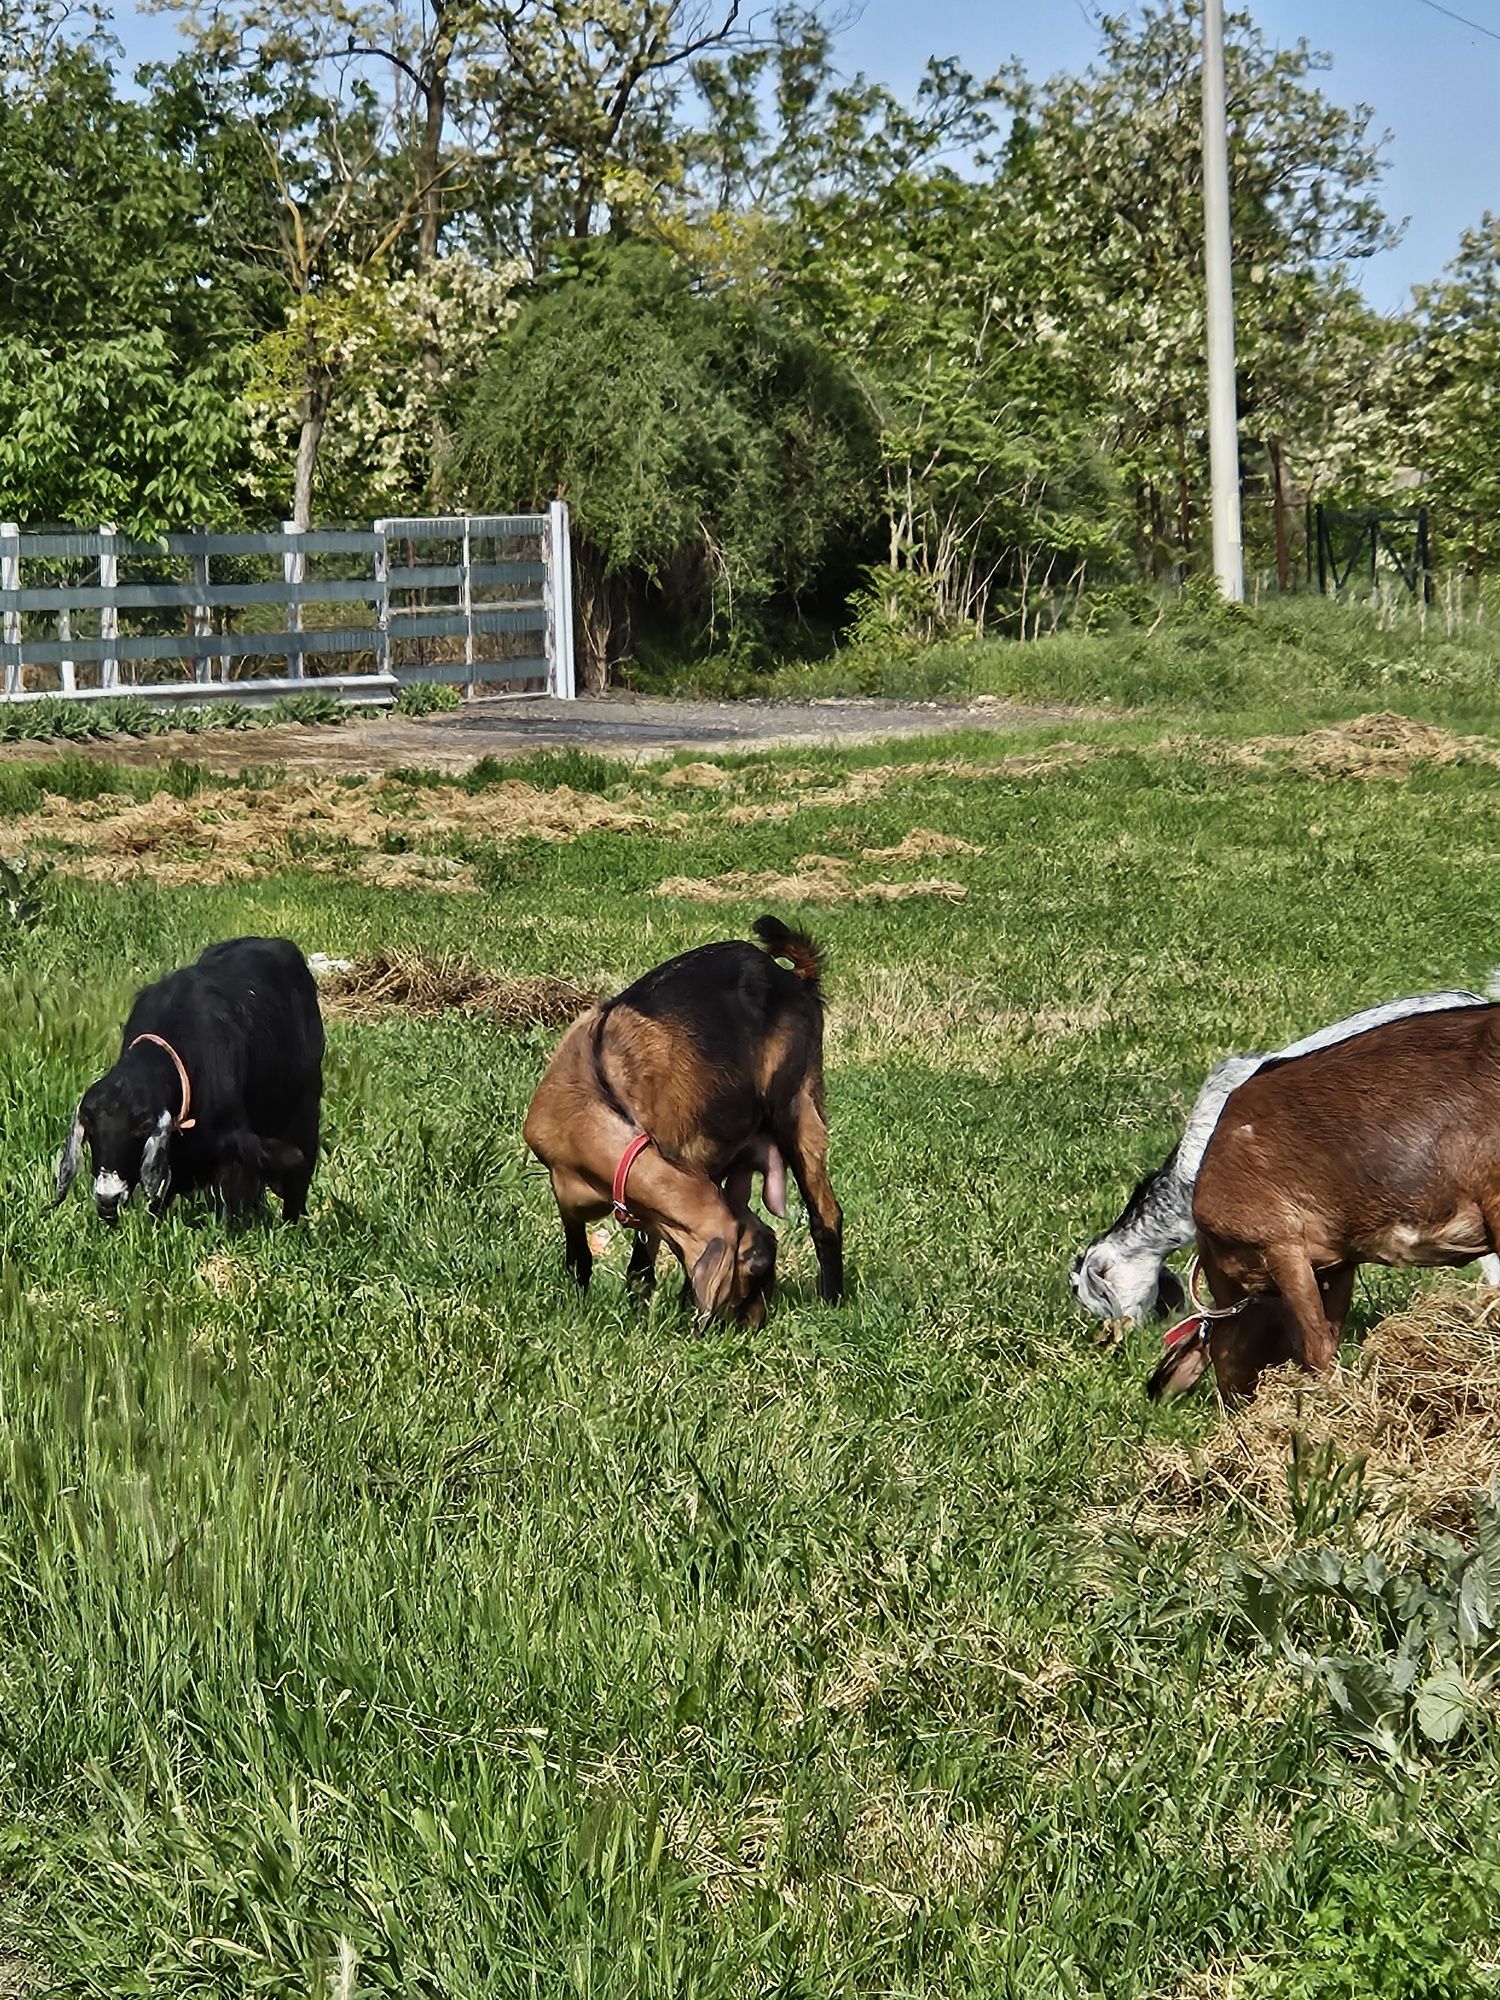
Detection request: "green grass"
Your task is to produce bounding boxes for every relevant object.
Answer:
[4,706,1500,1994]
[643,592,1500,733]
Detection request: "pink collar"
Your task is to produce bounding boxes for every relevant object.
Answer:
[612,1132,653,1227]
[129,1033,197,1131]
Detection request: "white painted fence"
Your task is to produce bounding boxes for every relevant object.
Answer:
[0,504,576,706]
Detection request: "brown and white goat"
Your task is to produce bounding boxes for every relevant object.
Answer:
[523,916,843,1323]
[1150,1002,1500,1400]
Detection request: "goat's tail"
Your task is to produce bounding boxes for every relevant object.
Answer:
[753,915,824,990]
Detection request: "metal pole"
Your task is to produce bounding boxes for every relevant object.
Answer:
[461,516,475,699]
[548,498,576,699]
[1202,0,1243,603]
[282,518,305,680]
[99,525,120,689]
[373,521,392,690]
[1,525,19,698]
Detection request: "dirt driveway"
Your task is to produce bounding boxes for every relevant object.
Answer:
[5,691,1090,778]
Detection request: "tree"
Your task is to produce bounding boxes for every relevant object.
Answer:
[465,0,748,260]
[1396,216,1500,575]
[153,0,757,519]
[153,0,491,520]
[0,334,243,532]
[0,31,264,529]
[781,169,1115,633]
[244,249,521,520]
[682,7,1005,218]
[999,1,1394,576]
[454,246,876,685]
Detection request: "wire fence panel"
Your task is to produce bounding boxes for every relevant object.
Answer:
[0,511,575,705]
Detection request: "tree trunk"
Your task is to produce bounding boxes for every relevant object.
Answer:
[571,541,614,692]
[292,407,325,532]
[415,8,455,503]
[291,317,333,532]
[1149,484,1165,580]
[1135,482,1150,581]
[292,374,331,533]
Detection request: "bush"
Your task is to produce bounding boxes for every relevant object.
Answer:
[454,244,878,688]
[0,688,373,750]
[1244,1852,1500,1998]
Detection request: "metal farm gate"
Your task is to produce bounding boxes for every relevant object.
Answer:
[0,504,576,707]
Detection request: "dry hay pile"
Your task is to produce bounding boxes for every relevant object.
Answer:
[857,829,984,861]
[1222,712,1500,783]
[317,950,597,1027]
[706,747,1097,828]
[654,854,968,906]
[0,776,657,890]
[1145,1286,1500,1539]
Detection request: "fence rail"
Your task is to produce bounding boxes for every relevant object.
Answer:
[0,504,576,705]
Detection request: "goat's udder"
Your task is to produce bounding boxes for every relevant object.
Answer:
[764,1146,787,1218]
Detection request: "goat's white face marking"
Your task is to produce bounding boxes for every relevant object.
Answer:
[93,1171,129,1204]
[1072,1241,1163,1325]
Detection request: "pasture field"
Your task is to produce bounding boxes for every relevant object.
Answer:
[3,712,1500,1996]
[669,592,1500,736]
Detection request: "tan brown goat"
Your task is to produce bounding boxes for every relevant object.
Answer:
[1150,1003,1500,1399]
[523,917,843,1324]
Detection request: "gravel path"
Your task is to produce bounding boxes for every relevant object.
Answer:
[1,691,1092,778]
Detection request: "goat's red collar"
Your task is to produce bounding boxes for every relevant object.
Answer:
[129,1033,197,1131]
[1163,1255,1256,1350]
[612,1132,653,1227]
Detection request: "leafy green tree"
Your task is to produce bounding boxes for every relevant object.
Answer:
[0,333,244,531]
[154,0,488,520]
[454,247,876,685]
[0,29,265,529]
[157,0,757,515]
[244,250,521,520]
[780,169,1115,634]
[1000,1,1394,576]
[682,7,1005,219]
[1397,216,1500,573]
[466,0,750,259]
[653,21,1090,631]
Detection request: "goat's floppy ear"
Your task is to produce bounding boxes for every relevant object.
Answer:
[1146,1328,1211,1402]
[689,1236,737,1318]
[140,1111,173,1209]
[53,1106,85,1206]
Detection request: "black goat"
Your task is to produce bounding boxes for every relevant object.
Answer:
[55,937,324,1224]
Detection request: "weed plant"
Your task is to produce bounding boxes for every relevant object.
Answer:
[0,692,371,749]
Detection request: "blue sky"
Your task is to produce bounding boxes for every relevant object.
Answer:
[114,0,1495,310]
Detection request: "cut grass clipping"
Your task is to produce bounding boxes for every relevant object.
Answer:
[1144,1288,1500,1541]
[315,950,597,1025]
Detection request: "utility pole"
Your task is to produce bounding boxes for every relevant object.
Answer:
[1202,0,1244,601]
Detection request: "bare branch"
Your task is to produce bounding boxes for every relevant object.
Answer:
[342,36,430,100]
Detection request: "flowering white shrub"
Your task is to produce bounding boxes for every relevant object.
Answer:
[245,250,525,519]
